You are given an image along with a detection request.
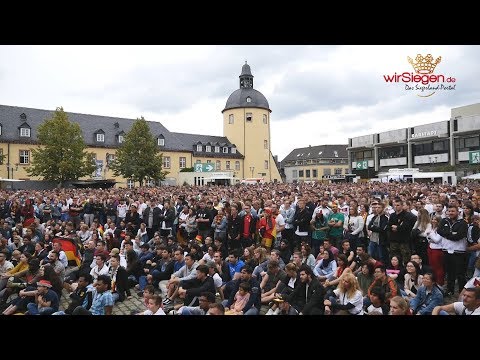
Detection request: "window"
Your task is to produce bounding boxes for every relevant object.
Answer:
[246,113,252,122]
[312,169,317,178]
[299,170,304,177]
[335,168,343,175]
[465,136,480,148]
[118,135,124,143]
[229,114,234,124]
[19,150,30,164]
[226,161,230,170]
[363,150,373,158]
[333,151,338,158]
[235,161,240,171]
[163,156,171,169]
[127,179,135,189]
[246,96,252,103]
[0,149,3,165]
[206,160,212,164]
[264,140,268,149]
[306,170,310,178]
[146,179,154,187]
[107,154,115,164]
[264,160,268,169]
[292,170,298,178]
[196,144,202,152]
[20,128,31,137]
[433,140,446,151]
[206,145,211,152]
[455,138,464,150]
[223,147,228,153]
[0,125,2,135]
[158,138,165,146]
[179,157,186,169]
[216,160,221,170]
[96,133,104,142]
[215,146,220,153]
[231,147,236,154]
[324,168,331,175]
[263,114,267,124]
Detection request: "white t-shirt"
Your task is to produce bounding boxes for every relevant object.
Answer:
[453,301,480,315]
[142,308,166,315]
[333,288,364,315]
[366,304,384,315]
[464,277,480,289]
[212,273,223,289]
[275,214,285,235]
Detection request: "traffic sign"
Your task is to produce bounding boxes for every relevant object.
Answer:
[194,163,215,172]
[469,151,480,164]
[356,160,368,170]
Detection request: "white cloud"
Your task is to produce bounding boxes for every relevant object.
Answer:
[0,45,478,162]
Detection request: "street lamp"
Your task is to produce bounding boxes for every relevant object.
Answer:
[249,166,255,178]
[6,163,18,179]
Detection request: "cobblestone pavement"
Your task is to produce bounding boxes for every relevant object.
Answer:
[58,289,146,315]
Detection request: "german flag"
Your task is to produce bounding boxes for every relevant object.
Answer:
[52,236,82,267]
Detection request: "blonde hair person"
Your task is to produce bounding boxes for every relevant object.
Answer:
[389,295,410,315]
[324,272,364,315]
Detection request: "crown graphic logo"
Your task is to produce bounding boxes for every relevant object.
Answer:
[407,54,441,74]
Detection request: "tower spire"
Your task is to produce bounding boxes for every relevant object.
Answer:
[239,62,253,89]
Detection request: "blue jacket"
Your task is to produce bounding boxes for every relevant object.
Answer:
[409,284,444,315]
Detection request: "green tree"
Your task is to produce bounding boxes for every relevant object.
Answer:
[109,117,168,186]
[26,107,96,187]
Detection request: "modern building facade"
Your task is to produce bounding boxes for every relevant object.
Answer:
[0,62,282,187]
[280,144,349,183]
[348,102,480,179]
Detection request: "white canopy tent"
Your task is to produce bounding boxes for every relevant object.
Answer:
[462,173,480,180]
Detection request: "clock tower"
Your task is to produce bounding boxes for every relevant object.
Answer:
[222,62,282,182]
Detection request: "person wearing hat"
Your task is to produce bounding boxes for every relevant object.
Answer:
[25,280,60,315]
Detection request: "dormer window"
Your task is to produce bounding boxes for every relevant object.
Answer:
[334,150,338,158]
[246,96,252,103]
[231,147,236,154]
[206,145,211,152]
[223,147,228,154]
[158,135,165,146]
[96,133,105,142]
[20,127,31,137]
[215,146,220,153]
[118,135,124,143]
[20,113,27,121]
[197,144,202,152]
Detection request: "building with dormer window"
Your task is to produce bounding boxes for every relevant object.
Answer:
[0,62,282,186]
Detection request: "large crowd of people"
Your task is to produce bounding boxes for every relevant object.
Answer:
[0,179,479,315]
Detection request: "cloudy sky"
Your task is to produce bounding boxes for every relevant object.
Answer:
[1,45,479,161]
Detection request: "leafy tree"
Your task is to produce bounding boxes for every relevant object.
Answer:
[26,107,96,187]
[109,117,168,185]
